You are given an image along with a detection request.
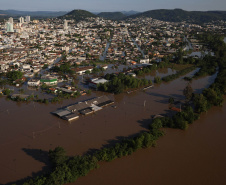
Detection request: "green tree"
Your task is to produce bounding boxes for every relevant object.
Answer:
[154,76,161,84]
[6,71,23,81]
[193,94,208,113]
[143,132,155,148]
[203,88,223,106]
[168,97,174,108]
[85,70,90,75]
[183,83,193,101]
[3,88,11,96]
[42,64,49,69]
[49,147,68,167]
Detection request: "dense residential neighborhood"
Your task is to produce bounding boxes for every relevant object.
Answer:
[0,11,225,101]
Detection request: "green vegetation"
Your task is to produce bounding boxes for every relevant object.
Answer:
[98,12,126,20]
[24,147,98,185]
[162,66,196,82]
[0,9,67,18]
[191,33,226,113]
[154,76,162,84]
[152,106,199,130]
[193,94,208,113]
[183,83,193,101]
[59,9,97,21]
[183,77,192,82]
[6,71,23,81]
[128,9,226,24]
[98,73,152,94]
[193,56,218,79]
[2,88,12,96]
[42,64,49,69]
[51,63,74,75]
[0,79,8,87]
[168,97,174,108]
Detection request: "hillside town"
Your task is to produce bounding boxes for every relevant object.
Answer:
[0,15,225,99]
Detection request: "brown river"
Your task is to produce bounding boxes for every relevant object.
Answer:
[0,69,226,185]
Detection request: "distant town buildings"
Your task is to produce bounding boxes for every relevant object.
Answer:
[6,22,14,33]
[8,17,13,24]
[64,19,68,30]
[25,16,30,23]
[19,17,24,24]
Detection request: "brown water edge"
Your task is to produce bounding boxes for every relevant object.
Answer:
[73,100,226,185]
[0,70,218,184]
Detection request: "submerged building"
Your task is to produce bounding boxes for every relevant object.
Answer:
[52,95,114,121]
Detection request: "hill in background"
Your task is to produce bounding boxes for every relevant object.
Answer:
[1,8,226,24]
[127,9,226,23]
[121,10,140,16]
[59,9,97,21]
[97,10,139,20]
[98,12,126,20]
[0,9,67,18]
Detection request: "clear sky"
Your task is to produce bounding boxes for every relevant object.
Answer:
[1,0,226,12]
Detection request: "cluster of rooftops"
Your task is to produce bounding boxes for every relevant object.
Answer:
[52,95,114,121]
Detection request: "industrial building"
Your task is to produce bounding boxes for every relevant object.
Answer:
[52,95,114,121]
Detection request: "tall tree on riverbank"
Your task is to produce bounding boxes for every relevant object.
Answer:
[183,82,193,102]
[193,94,208,113]
[168,97,174,108]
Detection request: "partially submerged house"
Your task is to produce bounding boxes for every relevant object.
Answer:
[27,79,40,87]
[88,78,108,89]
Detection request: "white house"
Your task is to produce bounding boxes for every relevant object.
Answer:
[27,79,40,87]
[21,64,31,72]
[140,59,150,64]
[89,78,108,89]
[99,65,108,70]
[75,66,93,75]
[0,64,9,72]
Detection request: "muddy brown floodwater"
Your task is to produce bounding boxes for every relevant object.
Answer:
[73,99,226,185]
[0,70,225,185]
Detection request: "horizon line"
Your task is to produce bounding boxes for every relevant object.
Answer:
[1,8,226,13]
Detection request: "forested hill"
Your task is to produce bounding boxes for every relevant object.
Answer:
[59,9,97,21]
[0,10,67,18]
[98,12,126,20]
[2,9,226,23]
[127,9,226,23]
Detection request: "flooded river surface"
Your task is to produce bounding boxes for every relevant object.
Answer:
[74,100,226,185]
[0,70,225,185]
